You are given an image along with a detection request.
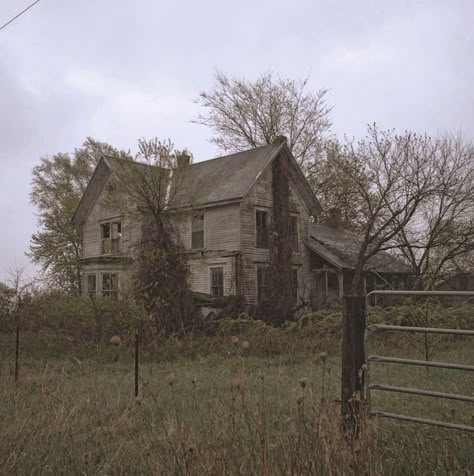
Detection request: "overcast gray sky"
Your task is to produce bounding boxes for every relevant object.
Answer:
[1,0,473,283]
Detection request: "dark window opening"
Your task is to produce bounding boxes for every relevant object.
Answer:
[327,272,339,290]
[87,274,96,298]
[256,210,269,248]
[101,221,122,255]
[210,267,224,297]
[192,213,204,249]
[291,269,298,301]
[289,216,299,251]
[102,273,119,299]
[257,267,269,303]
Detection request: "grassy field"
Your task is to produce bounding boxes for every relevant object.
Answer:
[0,330,472,475]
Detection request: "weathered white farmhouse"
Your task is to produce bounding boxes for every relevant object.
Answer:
[72,138,410,306]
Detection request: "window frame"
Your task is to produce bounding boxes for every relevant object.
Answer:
[209,266,224,297]
[101,272,119,299]
[86,273,97,298]
[291,268,299,302]
[289,215,299,251]
[100,220,122,255]
[191,212,205,250]
[255,209,270,249]
[256,265,269,304]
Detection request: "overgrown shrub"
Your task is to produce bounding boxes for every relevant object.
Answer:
[2,292,149,345]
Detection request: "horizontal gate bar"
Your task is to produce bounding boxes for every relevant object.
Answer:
[367,290,474,298]
[368,355,474,372]
[368,324,474,336]
[369,383,474,402]
[370,410,474,433]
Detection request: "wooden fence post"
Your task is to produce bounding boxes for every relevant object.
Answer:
[15,325,20,382]
[341,296,366,430]
[134,330,139,397]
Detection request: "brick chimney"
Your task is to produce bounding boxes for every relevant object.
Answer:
[325,207,343,228]
[176,152,191,168]
[273,135,288,145]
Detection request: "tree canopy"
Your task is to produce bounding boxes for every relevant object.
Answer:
[29,138,129,293]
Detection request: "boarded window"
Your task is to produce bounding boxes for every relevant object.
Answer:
[210,267,224,297]
[256,210,269,248]
[86,274,97,298]
[257,266,269,304]
[101,221,122,255]
[192,213,204,249]
[289,216,298,251]
[102,273,119,299]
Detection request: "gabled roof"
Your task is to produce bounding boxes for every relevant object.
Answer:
[306,223,412,273]
[72,142,322,225]
[71,158,112,225]
[171,143,283,208]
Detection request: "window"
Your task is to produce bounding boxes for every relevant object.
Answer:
[327,272,339,290]
[291,269,298,301]
[102,273,119,299]
[257,266,269,304]
[289,216,299,251]
[256,210,269,248]
[86,274,97,298]
[192,213,204,249]
[101,221,122,255]
[210,267,224,297]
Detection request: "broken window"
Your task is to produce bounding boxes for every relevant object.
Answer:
[256,210,269,248]
[102,273,119,299]
[101,221,122,255]
[210,267,224,297]
[289,215,299,251]
[192,213,204,249]
[86,274,97,298]
[257,266,269,303]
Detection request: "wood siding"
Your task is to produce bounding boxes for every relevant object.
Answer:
[82,177,141,260]
[188,255,237,296]
[180,204,240,251]
[80,152,315,304]
[240,151,313,304]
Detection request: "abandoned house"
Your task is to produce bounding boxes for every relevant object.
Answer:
[72,137,411,307]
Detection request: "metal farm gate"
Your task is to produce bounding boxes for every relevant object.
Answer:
[341,291,474,433]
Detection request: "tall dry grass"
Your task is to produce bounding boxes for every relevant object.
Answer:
[0,328,472,475]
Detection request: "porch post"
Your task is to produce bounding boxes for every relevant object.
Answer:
[338,271,344,299]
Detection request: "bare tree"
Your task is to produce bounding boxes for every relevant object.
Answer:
[337,125,438,293]
[310,139,370,229]
[194,71,332,171]
[394,134,474,289]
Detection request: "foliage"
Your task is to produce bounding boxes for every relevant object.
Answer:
[257,149,295,324]
[369,302,474,330]
[105,138,198,333]
[194,71,332,171]
[0,291,148,343]
[0,331,472,474]
[29,138,129,294]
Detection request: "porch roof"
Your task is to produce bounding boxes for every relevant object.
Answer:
[306,224,412,274]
